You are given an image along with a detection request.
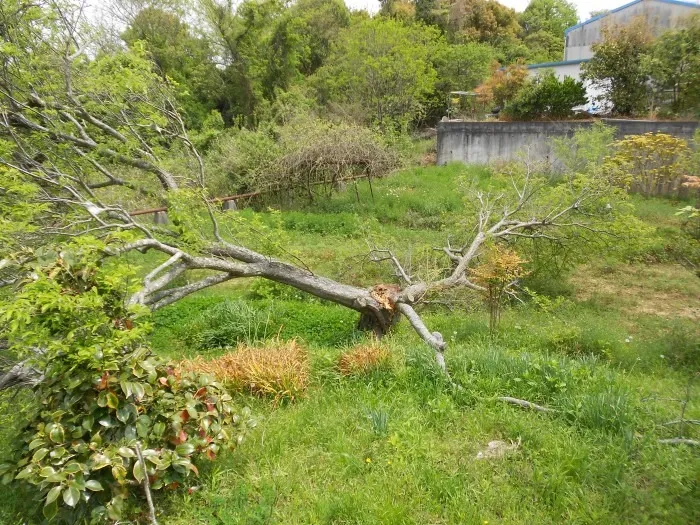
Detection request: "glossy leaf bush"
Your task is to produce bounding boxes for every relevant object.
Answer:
[0,237,253,522]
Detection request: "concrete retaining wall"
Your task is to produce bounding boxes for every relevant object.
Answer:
[437,119,699,166]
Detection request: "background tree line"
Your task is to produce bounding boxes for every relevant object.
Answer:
[98,0,579,130]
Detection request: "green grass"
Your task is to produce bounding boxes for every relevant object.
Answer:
[151,333,698,524]
[1,163,699,524]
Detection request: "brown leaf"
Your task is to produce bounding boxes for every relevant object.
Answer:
[194,387,207,399]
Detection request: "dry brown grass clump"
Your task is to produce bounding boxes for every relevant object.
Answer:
[337,342,392,376]
[179,340,310,403]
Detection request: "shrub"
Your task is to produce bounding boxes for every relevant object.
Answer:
[581,18,652,115]
[206,118,400,198]
[608,133,691,198]
[476,63,529,109]
[551,122,616,176]
[0,239,250,522]
[179,340,310,404]
[338,342,392,376]
[470,244,528,332]
[205,127,281,196]
[502,71,587,120]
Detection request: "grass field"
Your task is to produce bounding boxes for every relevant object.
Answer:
[1,164,698,524]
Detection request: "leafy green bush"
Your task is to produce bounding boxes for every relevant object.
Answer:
[502,71,587,120]
[0,239,252,522]
[205,127,281,196]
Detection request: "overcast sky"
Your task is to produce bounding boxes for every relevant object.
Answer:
[344,0,646,22]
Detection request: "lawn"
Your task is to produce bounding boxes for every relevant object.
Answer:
[1,164,698,524]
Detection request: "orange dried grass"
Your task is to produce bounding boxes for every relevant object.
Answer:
[337,342,392,376]
[179,340,310,403]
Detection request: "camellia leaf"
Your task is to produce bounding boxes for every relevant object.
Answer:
[133,460,145,483]
[135,415,151,438]
[45,485,62,505]
[90,453,111,470]
[85,479,104,491]
[62,485,80,507]
[15,465,34,480]
[28,439,45,451]
[118,447,136,458]
[49,424,65,443]
[39,466,56,478]
[152,422,166,438]
[32,448,49,462]
[64,462,82,474]
[132,383,145,401]
[96,390,108,408]
[116,405,131,424]
[43,499,58,521]
[175,443,195,456]
[120,380,132,398]
[106,392,119,410]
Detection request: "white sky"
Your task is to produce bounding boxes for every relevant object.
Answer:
[345,0,647,22]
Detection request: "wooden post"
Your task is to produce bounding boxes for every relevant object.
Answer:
[222,199,238,211]
[153,211,168,224]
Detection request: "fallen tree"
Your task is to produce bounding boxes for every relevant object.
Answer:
[0,1,632,386]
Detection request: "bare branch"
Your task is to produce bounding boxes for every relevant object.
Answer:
[396,303,447,372]
[658,438,699,446]
[497,397,557,413]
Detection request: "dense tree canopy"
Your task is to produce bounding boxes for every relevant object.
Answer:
[519,0,578,61]
[313,17,440,125]
[581,18,653,115]
[644,14,700,117]
[122,7,223,128]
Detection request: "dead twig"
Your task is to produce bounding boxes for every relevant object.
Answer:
[135,442,158,525]
[497,396,557,413]
[658,438,699,446]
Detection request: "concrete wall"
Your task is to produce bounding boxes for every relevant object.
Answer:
[437,119,699,166]
[564,0,700,61]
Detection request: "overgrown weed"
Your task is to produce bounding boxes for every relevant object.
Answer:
[179,340,310,403]
[338,341,392,377]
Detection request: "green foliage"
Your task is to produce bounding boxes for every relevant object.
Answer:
[0,240,251,522]
[448,0,522,47]
[519,0,578,61]
[551,122,617,176]
[610,133,690,197]
[206,117,400,196]
[122,7,223,128]
[502,71,587,120]
[581,18,652,116]
[0,166,49,266]
[431,41,497,119]
[313,17,439,126]
[644,14,700,118]
[286,0,351,76]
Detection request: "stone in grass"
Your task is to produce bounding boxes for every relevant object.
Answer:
[475,438,521,460]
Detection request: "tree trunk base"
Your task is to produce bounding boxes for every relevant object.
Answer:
[356,309,400,337]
